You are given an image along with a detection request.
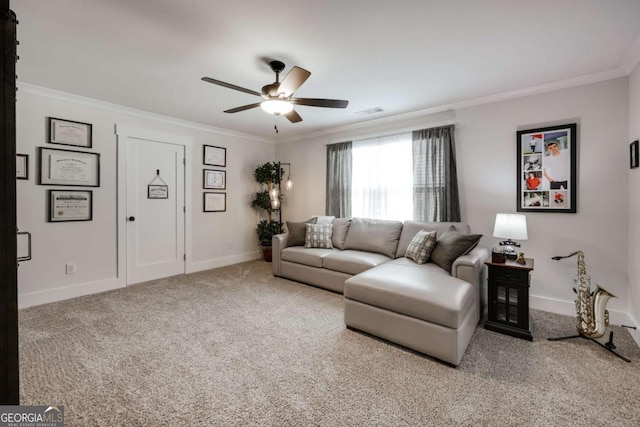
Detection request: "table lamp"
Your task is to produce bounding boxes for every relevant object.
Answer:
[493,213,528,260]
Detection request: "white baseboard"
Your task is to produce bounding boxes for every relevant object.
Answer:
[530,294,632,327]
[627,312,640,347]
[19,278,123,309]
[188,251,262,273]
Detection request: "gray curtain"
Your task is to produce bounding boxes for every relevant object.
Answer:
[412,125,460,222]
[326,141,352,217]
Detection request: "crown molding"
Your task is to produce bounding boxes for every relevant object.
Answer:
[277,67,628,144]
[17,82,275,144]
[622,34,640,74]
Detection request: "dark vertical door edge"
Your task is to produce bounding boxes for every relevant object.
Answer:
[0,0,20,404]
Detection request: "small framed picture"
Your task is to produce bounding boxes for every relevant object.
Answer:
[48,117,93,148]
[631,140,639,169]
[204,192,226,212]
[38,147,100,187]
[16,154,28,180]
[203,169,226,190]
[148,185,169,199]
[48,190,93,222]
[203,145,226,167]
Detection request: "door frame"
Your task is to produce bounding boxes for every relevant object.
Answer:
[115,124,193,286]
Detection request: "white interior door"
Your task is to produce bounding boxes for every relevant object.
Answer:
[126,137,185,284]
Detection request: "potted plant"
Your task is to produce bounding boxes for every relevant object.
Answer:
[251,162,284,261]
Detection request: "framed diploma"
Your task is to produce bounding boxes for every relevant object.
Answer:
[38,147,100,187]
[16,154,28,180]
[203,169,226,190]
[203,192,226,212]
[48,190,93,222]
[203,145,226,167]
[48,117,93,148]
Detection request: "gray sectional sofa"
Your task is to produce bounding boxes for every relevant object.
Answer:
[272,217,489,366]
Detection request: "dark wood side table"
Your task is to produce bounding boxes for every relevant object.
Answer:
[484,258,534,341]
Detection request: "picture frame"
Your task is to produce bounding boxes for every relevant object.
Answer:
[38,147,100,187]
[48,190,93,222]
[203,192,226,212]
[48,117,93,148]
[203,169,226,190]
[16,154,28,180]
[517,123,577,213]
[631,140,639,169]
[148,185,169,199]
[203,145,226,167]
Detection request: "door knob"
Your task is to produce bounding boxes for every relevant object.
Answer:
[128,216,135,222]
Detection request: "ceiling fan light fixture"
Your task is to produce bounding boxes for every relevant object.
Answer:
[261,99,293,115]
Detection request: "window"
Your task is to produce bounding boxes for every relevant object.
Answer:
[326,125,459,222]
[351,133,413,220]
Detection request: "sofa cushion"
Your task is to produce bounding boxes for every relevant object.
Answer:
[404,230,437,264]
[343,217,403,258]
[344,261,475,329]
[286,217,317,247]
[323,250,392,276]
[331,218,351,250]
[430,225,482,273]
[396,221,471,258]
[281,247,337,268]
[305,223,334,249]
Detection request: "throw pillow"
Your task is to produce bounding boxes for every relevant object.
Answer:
[305,223,334,249]
[286,217,317,246]
[430,225,482,273]
[331,218,351,250]
[404,230,437,264]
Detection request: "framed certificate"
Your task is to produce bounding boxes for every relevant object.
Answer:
[49,117,93,148]
[203,169,226,190]
[203,145,226,167]
[204,192,226,212]
[38,147,100,187]
[16,154,28,180]
[48,190,93,222]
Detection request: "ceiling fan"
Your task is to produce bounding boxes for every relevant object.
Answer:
[201,60,348,124]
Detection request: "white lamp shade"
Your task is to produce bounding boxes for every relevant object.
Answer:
[493,213,528,240]
[261,100,294,115]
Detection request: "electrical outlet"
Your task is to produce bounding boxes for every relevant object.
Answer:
[66,263,76,275]
[227,240,233,249]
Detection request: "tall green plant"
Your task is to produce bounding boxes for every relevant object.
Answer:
[251,162,284,246]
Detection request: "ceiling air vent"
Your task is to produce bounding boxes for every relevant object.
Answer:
[355,107,384,117]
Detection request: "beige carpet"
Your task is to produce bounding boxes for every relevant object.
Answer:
[19,261,640,426]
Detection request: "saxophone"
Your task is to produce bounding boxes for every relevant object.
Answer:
[552,251,615,339]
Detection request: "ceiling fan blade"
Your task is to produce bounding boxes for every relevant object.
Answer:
[290,98,349,108]
[201,77,262,97]
[278,66,311,97]
[284,109,303,123]
[224,103,262,113]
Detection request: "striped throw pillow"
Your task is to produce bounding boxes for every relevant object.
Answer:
[405,230,437,264]
[305,223,334,249]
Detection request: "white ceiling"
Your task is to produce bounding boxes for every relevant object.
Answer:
[13,0,640,141]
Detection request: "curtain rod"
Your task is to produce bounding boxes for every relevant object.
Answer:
[326,120,460,146]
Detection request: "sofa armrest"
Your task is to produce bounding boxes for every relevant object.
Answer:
[272,233,289,276]
[451,246,489,288]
